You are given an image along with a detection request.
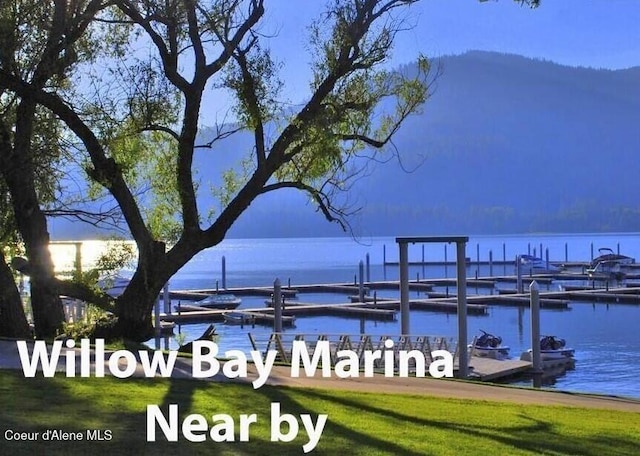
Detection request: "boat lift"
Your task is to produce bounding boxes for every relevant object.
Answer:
[396,236,470,378]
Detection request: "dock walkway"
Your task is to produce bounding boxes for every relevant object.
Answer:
[161,280,640,328]
[246,332,540,383]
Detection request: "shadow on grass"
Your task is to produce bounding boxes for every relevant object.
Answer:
[294,387,640,456]
[2,369,639,456]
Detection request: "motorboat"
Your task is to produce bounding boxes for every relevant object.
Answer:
[222,311,296,327]
[196,293,242,310]
[469,330,510,359]
[590,248,635,267]
[516,254,561,275]
[520,335,575,361]
[222,311,248,325]
[587,248,635,279]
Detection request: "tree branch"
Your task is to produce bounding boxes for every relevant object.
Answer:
[0,70,153,245]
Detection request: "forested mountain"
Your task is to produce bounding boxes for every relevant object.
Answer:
[50,51,640,239]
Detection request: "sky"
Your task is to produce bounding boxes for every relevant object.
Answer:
[202,0,640,124]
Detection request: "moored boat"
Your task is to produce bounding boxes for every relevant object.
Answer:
[222,311,247,325]
[520,335,575,361]
[196,293,242,310]
[516,254,561,274]
[469,330,510,359]
[222,310,296,327]
[587,248,635,279]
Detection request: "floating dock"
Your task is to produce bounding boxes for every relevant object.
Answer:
[468,357,532,381]
[161,281,640,328]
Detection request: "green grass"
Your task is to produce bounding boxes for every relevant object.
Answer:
[1,369,638,455]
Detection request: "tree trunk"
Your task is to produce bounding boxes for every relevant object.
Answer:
[0,114,65,339]
[2,190,65,338]
[114,241,170,342]
[115,293,155,342]
[0,254,31,338]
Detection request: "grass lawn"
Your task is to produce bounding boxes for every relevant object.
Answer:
[1,369,638,455]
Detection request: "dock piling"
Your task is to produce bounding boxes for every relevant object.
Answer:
[530,281,542,388]
[489,250,493,277]
[399,242,410,335]
[163,282,171,315]
[444,245,448,278]
[274,278,283,333]
[359,261,365,302]
[366,253,370,282]
[222,256,226,289]
[516,255,523,294]
[456,240,469,379]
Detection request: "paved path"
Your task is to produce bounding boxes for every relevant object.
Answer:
[2,339,639,413]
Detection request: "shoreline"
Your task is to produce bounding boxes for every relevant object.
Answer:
[2,339,639,413]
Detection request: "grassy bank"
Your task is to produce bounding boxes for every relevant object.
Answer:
[1,369,638,455]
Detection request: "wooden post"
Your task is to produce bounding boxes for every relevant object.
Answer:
[366,253,370,283]
[154,295,161,349]
[358,260,365,302]
[565,242,568,262]
[545,248,550,271]
[163,282,170,315]
[221,256,227,289]
[399,242,410,335]
[154,295,160,329]
[503,242,507,275]
[273,278,283,333]
[444,245,448,278]
[516,255,523,294]
[530,281,542,388]
[456,240,468,379]
[489,250,493,277]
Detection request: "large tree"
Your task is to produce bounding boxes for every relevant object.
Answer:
[0,0,118,338]
[0,0,539,341]
[0,177,31,338]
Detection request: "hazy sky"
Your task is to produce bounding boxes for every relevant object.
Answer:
[267,0,640,69]
[204,0,640,122]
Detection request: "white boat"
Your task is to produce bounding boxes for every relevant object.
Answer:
[516,255,561,274]
[196,293,242,310]
[587,248,635,279]
[222,311,247,325]
[469,330,510,359]
[222,311,296,327]
[520,335,575,361]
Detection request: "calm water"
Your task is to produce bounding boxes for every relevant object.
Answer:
[55,233,640,398]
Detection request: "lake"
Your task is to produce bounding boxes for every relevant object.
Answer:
[51,232,640,398]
